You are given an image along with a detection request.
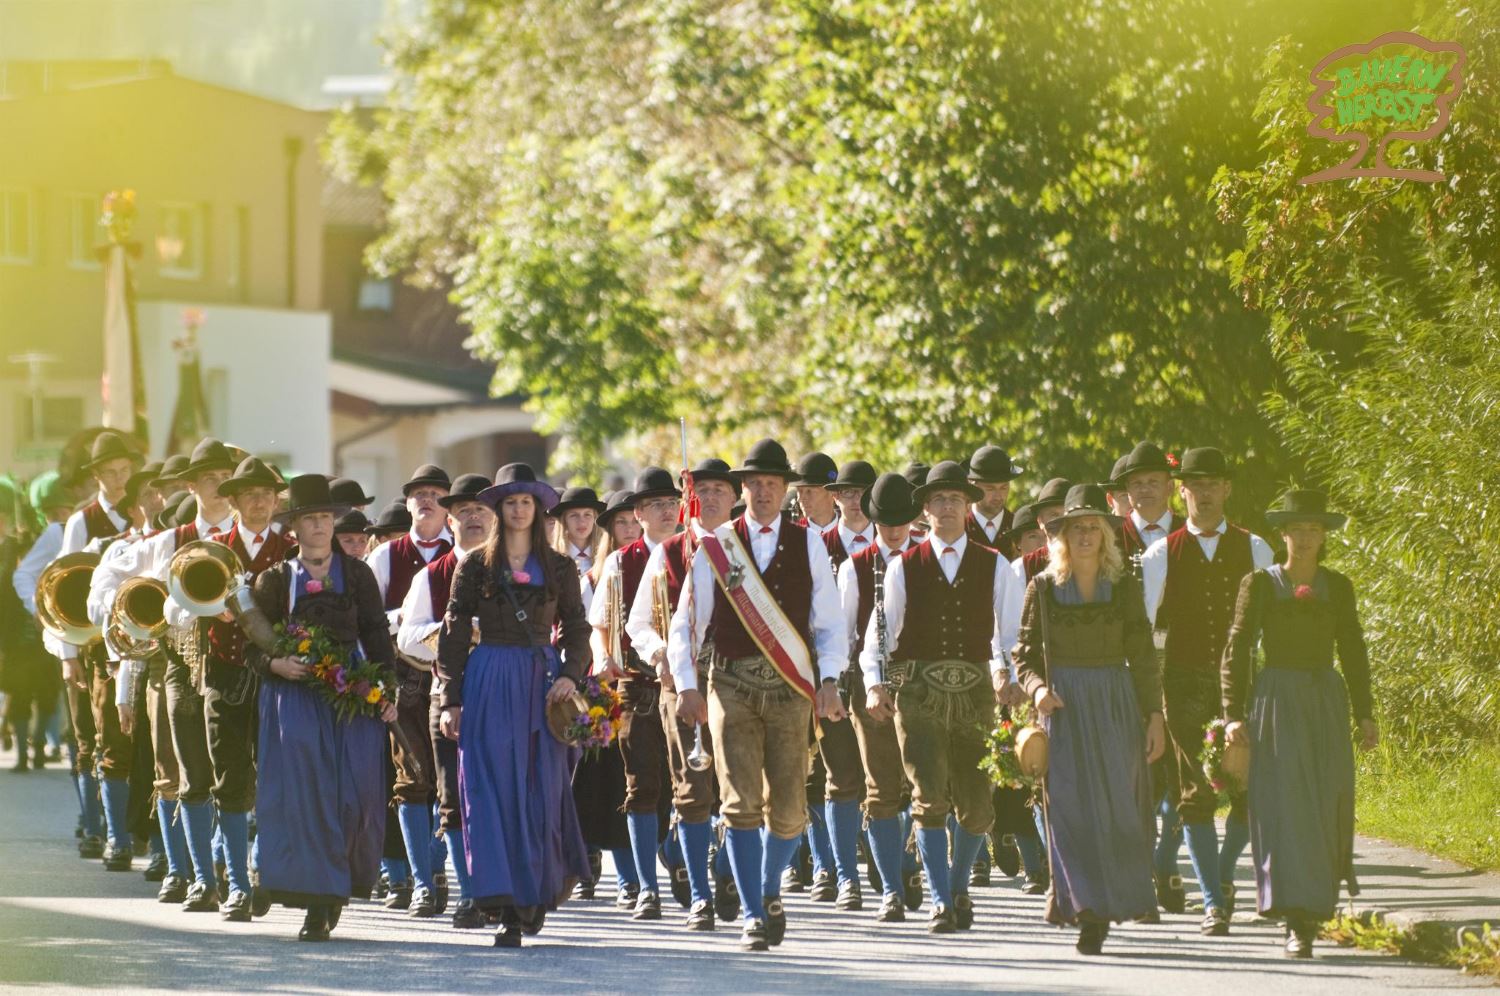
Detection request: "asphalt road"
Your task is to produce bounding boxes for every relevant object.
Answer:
[0,750,1484,995]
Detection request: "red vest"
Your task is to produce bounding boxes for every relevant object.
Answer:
[173,522,202,548]
[1160,524,1254,674]
[891,538,997,664]
[383,533,451,611]
[614,538,653,660]
[426,550,461,620]
[847,541,914,658]
[658,532,694,613]
[81,499,119,541]
[207,525,294,666]
[1020,545,1049,581]
[824,528,848,570]
[709,515,814,660]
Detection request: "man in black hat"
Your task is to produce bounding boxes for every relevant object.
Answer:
[965,444,1024,558]
[822,460,878,570]
[395,472,494,929]
[588,466,681,922]
[790,452,840,533]
[625,458,740,930]
[859,461,1023,934]
[366,463,454,918]
[667,438,848,951]
[1102,455,1136,520]
[1140,446,1273,936]
[837,472,927,921]
[329,477,376,511]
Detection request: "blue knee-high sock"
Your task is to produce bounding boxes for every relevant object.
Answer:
[211,822,227,872]
[100,777,132,849]
[443,830,473,902]
[78,771,103,837]
[806,809,833,876]
[627,811,660,895]
[725,827,765,920]
[1183,821,1225,911]
[156,799,189,879]
[1154,795,1183,878]
[915,826,954,910]
[825,799,862,888]
[381,856,411,887]
[1219,815,1250,885]
[397,802,435,891]
[761,830,803,900]
[678,820,713,906]
[219,811,252,896]
[949,825,986,896]
[610,847,639,888]
[179,801,217,889]
[867,816,906,900]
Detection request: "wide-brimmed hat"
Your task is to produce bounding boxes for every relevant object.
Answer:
[1174,447,1232,480]
[438,473,493,509]
[153,490,189,531]
[1263,489,1347,530]
[631,466,681,502]
[1101,455,1132,492]
[334,509,371,535]
[121,462,163,506]
[401,463,452,497]
[278,475,345,521]
[1004,503,1044,541]
[549,486,607,517]
[681,458,737,490]
[329,477,377,507]
[1042,484,1123,534]
[84,430,142,470]
[733,439,799,481]
[901,461,931,491]
[913,461,984,504]
[184,437,239,477]
[597,489,639,528]
[365,500,412,536]
[861,472,922,526]
[173,495,199,527]
[218,456,286,499]
[478,463,559,512]
[149,454,191,490]
[1030,477,1073,511]
[826,459,877,492]
[1113,441,1175,483]
[790,451,838,487]
[966,444,1024,483]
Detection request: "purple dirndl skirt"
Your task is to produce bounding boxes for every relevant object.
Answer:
[1041,664,1157,925]
[256,679,386,907]
[459,643,590,911]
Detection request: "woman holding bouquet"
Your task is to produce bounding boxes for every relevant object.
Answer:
[437,463,593,948]
[1221,490,1376,959]
[245,475,398,942]
[1014,484,1166,955]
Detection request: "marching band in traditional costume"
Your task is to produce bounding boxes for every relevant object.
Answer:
[2,428,1379,962]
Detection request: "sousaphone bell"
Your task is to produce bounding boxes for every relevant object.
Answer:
[36,552,102,646]
[167,539,241,616]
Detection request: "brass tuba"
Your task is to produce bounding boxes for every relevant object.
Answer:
[167,539,241,616]
[108,576,168,657]
[36,552,102,645]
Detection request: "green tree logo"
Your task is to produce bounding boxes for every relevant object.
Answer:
[1300,31,1465,184]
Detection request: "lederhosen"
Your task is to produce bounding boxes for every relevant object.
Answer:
[162,522,216,806]
[613,539,671,833]
[77,502,133,783]
[423,552,463,833]
[813,530,865,810]
[655,531,718,824]
[845,542,912,822]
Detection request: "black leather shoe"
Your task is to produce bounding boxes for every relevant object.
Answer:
[954,892,975,930]
[615,881,639,910]
[669,864,692,909]
[1077,920,1109,955]
[516,905,545,935]
[714,871,740,922]
[251,886,272,918]
[182,882,220,913]
[1201,907,1230,936]
[326,904,342,931]
[373,873,390,900]
[493,925,522,948]
[686,899,715,931]
[876,892,905,922]
[765,898,787,946]
[1022,874,1048,896]
[452,899,486,929]
[780,867,804,894]
[1284,920,1314,959]
[408,886,438,918]
[740,917,769,951]
[632,891,662,921]
[298,907,330,942]
[929,903,957,933]
[142,852,169,882]
[836,879,862,911]
[969,853,991,888]
[995,834,1021,878]
[904,871,925,911]
[383,883,412,910]
[573,878,596,900]
[221,890,252,922]
[102,843,133,872]
[1154,872,1186,914]
[809,869,837,902]
[157,874,190,904]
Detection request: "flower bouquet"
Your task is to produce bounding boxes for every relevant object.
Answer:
[567,675,624,756]
[980,706,1038,790]
[274,620,394,723]
[1200,717,1249,796]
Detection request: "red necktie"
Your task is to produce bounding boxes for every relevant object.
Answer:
[417,538,445,550]
[759,526,773,535]
[252,532,265,545]
[853,535,869,546]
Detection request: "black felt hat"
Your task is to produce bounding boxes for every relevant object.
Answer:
[733,439,800,481]
[330,477,377,507]
[826,459,878,492]
[84,430,142,470]
[1102,455,1132,491]
[548,485,607,517]
[1263,489,1347,530]
[631,466,681,502]
[401,463,452,497]
[681,458,737,490]
[1174,447,1233,480]
[183,437,238,477]
[173,495,200,528]
[1042,483,1123,534]
[788,450,837,486]
[154,491,190,532]
[1113,441,1176,483]
[334,509,371,535]
[901,461,931,491]
[438,473,493,509]
[121,462,163,507]
[966,444,1024,483]
[218,457,286,499]
[597,489,637,529]
[478,463,559,512]
[1003,503,1044,541]
[149,454,191,490]
[1031,477,1074,510]
[365,500,412,536]
[861,472,922,527]
[913,461,984,504]
[280,475,344,520]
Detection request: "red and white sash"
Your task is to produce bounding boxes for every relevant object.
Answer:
[699,523,817,703]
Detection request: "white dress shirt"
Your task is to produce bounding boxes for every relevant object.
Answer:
[367,526,455,631]
[589,535,662,631]
[395,544,475,663]
[969,507,1005,544]
[625,525,710,667]
[857,533,1022,690]
[1129,508,1176,547]
[835,521,876,562]
[835,536,912,648]
[60,491,127,558]
[1141,518,1275,626]
[666,512,847,693]
[14,522,63,616]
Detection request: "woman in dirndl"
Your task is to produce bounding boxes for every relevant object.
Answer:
[246,474,398,941]
[1014,484,1166,955]
[1221,489,1377,959]
[436,463,593,947]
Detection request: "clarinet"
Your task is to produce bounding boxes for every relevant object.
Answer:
[873,549,890,688]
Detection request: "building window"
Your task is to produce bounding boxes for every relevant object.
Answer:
[18,395,86,444]
[0,188,36,264]
[356,275,393,312]
[67,192,103,269]
[227,205,250,300]
[157,201,207,279]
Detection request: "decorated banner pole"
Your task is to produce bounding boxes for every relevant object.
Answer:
[98,190,148,444]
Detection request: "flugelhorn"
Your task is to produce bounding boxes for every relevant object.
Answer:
[36,552,102,645]
[108,576,168,657]
[168,539,240,616]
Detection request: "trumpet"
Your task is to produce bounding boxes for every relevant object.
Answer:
[168,539,241,616]
[36,552,102,645]
[650,568,671,645]
[108,576,169,658]
[686,722,712,771]
[603,568,624,670]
